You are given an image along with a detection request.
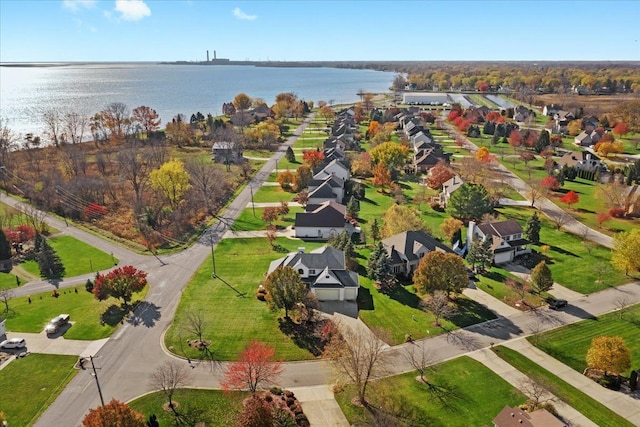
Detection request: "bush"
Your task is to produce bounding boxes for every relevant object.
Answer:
[270,387,283,395]
[429,202,444,212]
[295,413,310,427]
[599,374,622,390]
[85,279,94,293]
[609,207,625,218]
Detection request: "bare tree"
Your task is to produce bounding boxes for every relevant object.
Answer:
[149,361,190,415]
[63,111,88,145]
[420,291,458,327]
[185,158,227,214]
[0,117,19,169]
[403,343,433,383]
[324,324,389,405]
[185,309,207,344]
[615,295,630,320]
[547,209,569,230]
[0,288,14,313]
[41,109,63,147]
[519,377,552,411]
[117,147,150,208]
[19,204,49,235]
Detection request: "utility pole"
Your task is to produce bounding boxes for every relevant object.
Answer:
[89,356,105,407]
[250,185,256,218]
[210,236,217,278]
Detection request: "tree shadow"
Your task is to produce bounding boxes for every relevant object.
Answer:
[101,304,129,327]
[387,284,421,309]
[357,287,374,311]
[463,316,524,341]
[277,317,330,357]
[361,197,379,206]
[126,301,161,328]
[444,329,482,351]
[449,298,498,328]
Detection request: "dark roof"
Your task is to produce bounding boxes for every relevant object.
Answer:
[508,238,530,247]
[308,181,337,199]
[295,201,346,228]
[477,220,523,238]
[382,230,453,263]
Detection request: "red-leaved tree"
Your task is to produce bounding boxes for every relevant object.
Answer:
[613,122,629,138]
[221,340,283,394]
[509,130,523,151]
[426,160,454,189]
[540,176,560,191]
[596,211,611,228]
[261,207,279,225]
[559,190,579,208]
[485,111,502,123]
[93,266,148,307]
[372,162,392,191]
[447,110,460,122]
[82,399,145,427]
[302,150,325,169]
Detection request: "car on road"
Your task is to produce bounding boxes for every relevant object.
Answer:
[0,338,26,349]
[548,299,568,310]
[45,314,70,334]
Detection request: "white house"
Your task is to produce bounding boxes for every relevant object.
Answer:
[307,175,345,206]
[467,220,530,265]
[439,175,464,207]
[294,201,355,239]
[555,151,604,172]
[313,159,350,182]
[267,246,359,302]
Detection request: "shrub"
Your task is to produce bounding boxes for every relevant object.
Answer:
[85,279,94,293]
[609,207,625,218]
[270,386,283,395]
[295,413,310,427]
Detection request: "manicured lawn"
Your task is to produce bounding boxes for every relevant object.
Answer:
[357,273,497,345]
[492,346,634,427]
[243,149,272,159]
[475,267,544,309]
[129,388,248,426]
[293,137,323,150]
[335,356,527,427]
[20,235,118,278]
[165,238,325,361]
[251,185,296,203]
[231,207,304,232]
[0,354,78,427]
[531,303,640,377]
[276,156,301,170]
[496,206,632,293]
[3,285,148,340]
[0,270,21,290]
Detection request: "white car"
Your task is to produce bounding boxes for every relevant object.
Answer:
[0,338,26,349]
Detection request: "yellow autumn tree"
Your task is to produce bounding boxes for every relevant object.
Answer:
[381,204,425,238]
[475,146,492,163]
[367,120,380,137]
[150,159,191,209]
[586,336,631,375]
[370,141,410,169]
[440,217,463,244]
[611,228,640,276]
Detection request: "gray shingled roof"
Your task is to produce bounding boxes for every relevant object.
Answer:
[381,230,453,263]
[477,220,523,237]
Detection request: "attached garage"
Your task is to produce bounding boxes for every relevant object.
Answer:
[313,288,341,301]
[344,288,358,301]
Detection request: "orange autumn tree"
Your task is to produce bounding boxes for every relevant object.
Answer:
[560,190,579,208]
[371,162,392,192]
[221,340,283,394]
[367,120,380,137]
[302,150,325,169]
[475,147,493,163]
[82,399,145,427]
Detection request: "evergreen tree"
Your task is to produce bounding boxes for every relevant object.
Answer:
[346,196,359,218]
[367,241,386,279]
[0,229,11,261]
[373,251,395,289]
[285,146,295,163]
[491,131,500,145]
[467,238,493,271]
[526,212,541,244]
[447,183,493,222]
[530,261,554,293]
[483,121,495,135]
[451,228,462,247]
[36,237,65,279]
[371,219,380,242]
[352,182,366,200]
[535,130,550,153]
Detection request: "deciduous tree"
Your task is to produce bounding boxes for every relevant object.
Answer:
[559,190,579,208]
[413,252,467,296]
[149,361,190,415]
[586,336,631,375]
[426,160,454,190]
[302,150,325,169]
[261,207,279,226]
[530,261,553,293]
[612,122,629,138]
[318,105,335,124]
[264,266,308,319]
[294,164,312,190]
[540,176,560,191]
[371,162,392,191]
[221,340,283,394]
[446,182,492,222]
[233,93,252,112]
[475,146,493,163]
[440,217,463,246]
[421,290,458,326]
[131,105,161,135]
[236,396,273,427]
[611,228,640,276]
[381,204,425,238]
[350,152,373,178]
[596,211,611,228]
[149,159,191,209]
[370,141,410,169]
[276,170,294,191]
[82,399,145,427]
[93,266,148,307]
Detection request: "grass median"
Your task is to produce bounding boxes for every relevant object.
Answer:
[492,346,634,427]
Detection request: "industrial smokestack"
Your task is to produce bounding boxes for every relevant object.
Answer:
[214,50,217,60]
[207,50,210,62]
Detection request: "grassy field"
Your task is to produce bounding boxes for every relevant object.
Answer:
[474,266,544,309]
[251,185,296,203]
[20,235,118,278]
[129,389,248,426]
[3,284,148,340]
[0,270,21,290]
[0,354,78,427]
[492,346,634,427]
[335,356,526,427]
[165,238,325,361]
[230,206,303,232]
[531,303,640,377]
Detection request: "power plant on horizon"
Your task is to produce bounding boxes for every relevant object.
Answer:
[206,50,230,64]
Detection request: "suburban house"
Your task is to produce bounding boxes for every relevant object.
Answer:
[438,175,464,207]
[574,130,602,146]
[382,230,454,277]
[467,220,530,265]
[513,105,534,123]
[267,246,359,302]
[211,142,243,164]
[555,151,604,172]
[313,159,350,182]
[493,406,566,427]
[294,201,355,239]
[542,104,563,116]
[413,146,451,173]
[307,175,345,206]
[551,111,574,135]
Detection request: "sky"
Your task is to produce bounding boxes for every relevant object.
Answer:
[1,0,639,62]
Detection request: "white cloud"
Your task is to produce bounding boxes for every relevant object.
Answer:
[62,0,96,12]
[115,0,151,21]
[233,7,256,21]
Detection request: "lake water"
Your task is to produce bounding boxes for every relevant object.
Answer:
[0,63,395,139]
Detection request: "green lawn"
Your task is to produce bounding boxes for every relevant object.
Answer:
[251,185,296,203]
[492,346,634,427]
[20,235,118,278]
[0,354,78,427]
[129,388,248,427]
[496,206,632,293]
[0,270,21,290]
[165,238,325,361]
[3,285,148,340]
[531,303,640,377]
[475,267,544,309]
[0,201,59,234]
[231,207,303,232]
[293,137,324,150]
[336,356,527,427]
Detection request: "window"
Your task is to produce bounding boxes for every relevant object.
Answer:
[298,269,304,275]
[309,269,316,275]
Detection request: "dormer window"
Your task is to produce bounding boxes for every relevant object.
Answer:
[298,269,304,275]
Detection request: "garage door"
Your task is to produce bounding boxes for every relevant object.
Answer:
[314,289,340,301]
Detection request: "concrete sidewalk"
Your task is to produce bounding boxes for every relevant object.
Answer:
[463,286,521,317]
[222,228,296,239]
[247,201,303,208]
[469,348,597,427]
[288,385,350,427]
[504,339,640,426]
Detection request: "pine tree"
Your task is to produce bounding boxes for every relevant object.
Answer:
[531,261,553,293]
[373,251,395,289]
[0,229,11,261]
[346,196,359,218]
[285,146,295,163]
[367,241,386,279]
[371,218,380,242]
[526,212,541,244]
[36,237,66,279]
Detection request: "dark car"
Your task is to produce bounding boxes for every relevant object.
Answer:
[548,299,568,310]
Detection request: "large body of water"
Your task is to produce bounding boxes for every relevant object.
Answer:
[0,63,395,139]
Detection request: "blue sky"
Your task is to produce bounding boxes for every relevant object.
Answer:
[1,0,639,62]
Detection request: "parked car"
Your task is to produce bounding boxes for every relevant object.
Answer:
[548,299,568,310]
[45,314,70,334]
[0,338,26,349]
